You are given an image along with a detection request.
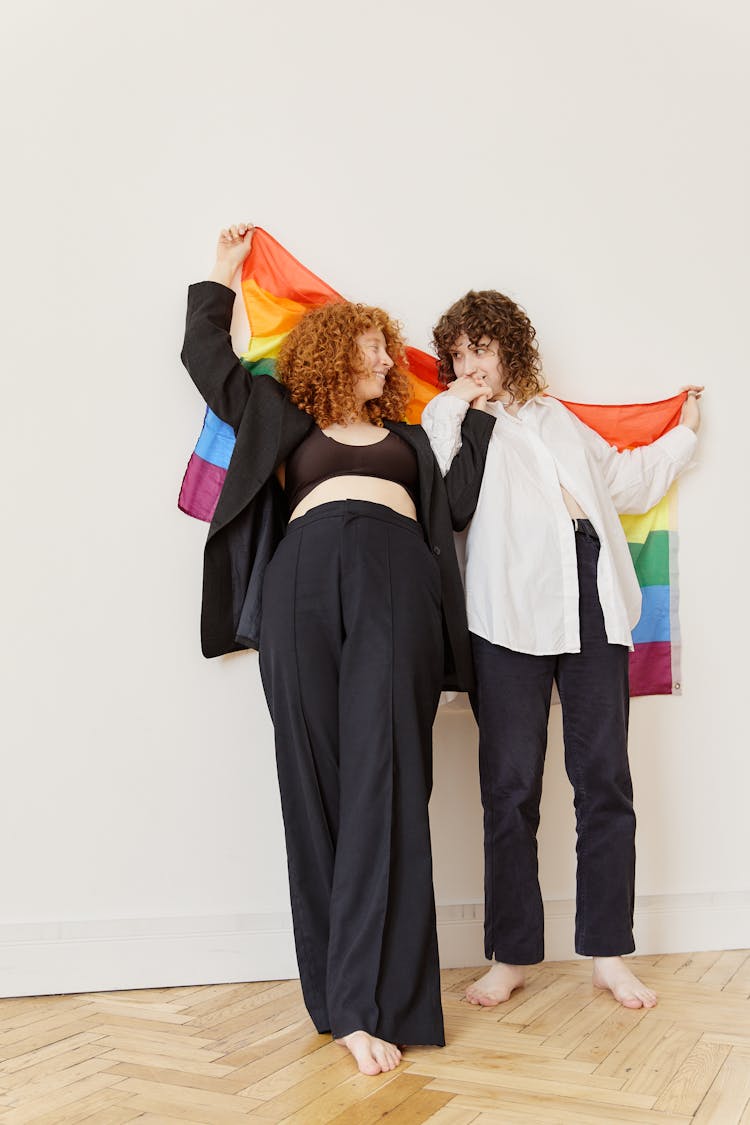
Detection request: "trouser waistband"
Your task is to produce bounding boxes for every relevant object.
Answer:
[572,517,599,542]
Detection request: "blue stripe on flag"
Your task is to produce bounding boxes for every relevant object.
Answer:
[631,584,671,644]
[194,407,237,470]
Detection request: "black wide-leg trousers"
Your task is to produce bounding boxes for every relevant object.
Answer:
[259,500,445,1045]
[471,522,635,963]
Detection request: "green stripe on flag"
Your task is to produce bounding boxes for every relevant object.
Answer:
[628,529,670,587]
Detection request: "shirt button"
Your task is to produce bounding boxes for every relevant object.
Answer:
[433,546,441,557]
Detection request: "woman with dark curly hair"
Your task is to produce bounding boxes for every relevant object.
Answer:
[181,226,495,1074]
[423,288,703,1013]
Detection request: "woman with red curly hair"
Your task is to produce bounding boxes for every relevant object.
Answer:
[423,289,702,1014]
[181,226,495,1075]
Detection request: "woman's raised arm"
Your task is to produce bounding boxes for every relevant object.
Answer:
[181,224,257,432]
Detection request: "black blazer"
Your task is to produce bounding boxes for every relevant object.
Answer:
[181,281,495,691]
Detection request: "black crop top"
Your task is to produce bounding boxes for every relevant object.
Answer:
[285,425,419,512]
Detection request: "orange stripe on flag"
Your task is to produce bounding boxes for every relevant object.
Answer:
[559,394,686,450]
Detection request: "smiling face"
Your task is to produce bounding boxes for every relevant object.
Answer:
[449,333,508,400]
[353,327,395,405]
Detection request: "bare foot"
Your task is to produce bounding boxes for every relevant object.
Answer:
[592,956,658,1009]
[465,961,527,1006]
[335,1030,402,1075]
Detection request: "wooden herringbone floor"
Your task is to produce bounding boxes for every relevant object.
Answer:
[0,951,748,1124]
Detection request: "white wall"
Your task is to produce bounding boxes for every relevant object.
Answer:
[2,0,747,996]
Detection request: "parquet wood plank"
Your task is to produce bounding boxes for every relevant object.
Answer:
[426,1025,571,1058]
[721,954,750,998]
[238,1038,341,1098]
[0,997,91,1035]
[274,1069,404,1124]
[206,996,308,1049]
[443,1011,547,1046]
[75,1108,143,1124]
[536,991,614,1051]
[406,1045,610,1081]
[221,1030,326,1080]
[670,952,722,982]
[654,953,700,974]
[325,1073,433,1125]
[500,977,581,1028]
[236,1054,360,1122]
[121,1091,261,1123]
[93,1029,228,1059]
[622,1026,702,1095]
[691,1048,750,1123]
[132,1115,212,1125]
[422,1108,479,1125]
[415,1062,655,1108]
[192,982,301,1029]
[0,1011,103,1050]
[105,1058,251,1093]
[424,1079,689,1122]
[171,983,261,1017]
[0,1032,102,1075]
[0,1043,114,1091]
[82,1013,208,1037]
[698,951,750,991]
[0,1073,124,1124]
[702,1033,750,1049]
[595,1018,682,1079]
[568,1002,646,1064]
[524,982,597,1037]
[411,1032,574,1062]
[89,1000,192,1024]
[653,1038,733,1115]
[17,1087,134,1124]
[114,1075,263,1113]
[1,1056,121,1105]
[216,1020,316,1067]
[102,1047,237,1077]
[354,1087,454,1125]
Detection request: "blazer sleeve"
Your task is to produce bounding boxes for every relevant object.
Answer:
[181,281,252,432]
[442,408,496,531]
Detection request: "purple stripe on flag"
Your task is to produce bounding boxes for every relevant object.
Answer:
[629,641,674,697]
[178,452,227,523]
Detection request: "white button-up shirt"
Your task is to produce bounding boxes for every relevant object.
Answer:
[421,393,697,654]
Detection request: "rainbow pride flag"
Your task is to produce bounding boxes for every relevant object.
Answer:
[179,229,687,697]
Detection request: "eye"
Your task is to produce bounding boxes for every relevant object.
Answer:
[475,347,486,356]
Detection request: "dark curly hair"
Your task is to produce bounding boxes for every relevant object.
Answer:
[276,302,412,428]
[433,290,545,403]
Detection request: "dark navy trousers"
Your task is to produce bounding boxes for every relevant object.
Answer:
[259,501,445,1045]
[471,521,635,963]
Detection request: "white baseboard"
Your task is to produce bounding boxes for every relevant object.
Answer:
[436,892,750,967]
[1,893,747,998]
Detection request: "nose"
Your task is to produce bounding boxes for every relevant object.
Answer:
[458,352,477,377]
[381,349,394,369]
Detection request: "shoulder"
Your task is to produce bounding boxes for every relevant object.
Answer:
[386,419,429,448]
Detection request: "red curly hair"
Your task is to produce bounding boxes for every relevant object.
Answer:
[433,290,546,404]
[276,302,412,428]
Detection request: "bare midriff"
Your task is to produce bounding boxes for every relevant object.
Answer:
[560,485,588,519]
[288,476,418,522]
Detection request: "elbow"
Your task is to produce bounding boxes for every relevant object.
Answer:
[446,488,474,532]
